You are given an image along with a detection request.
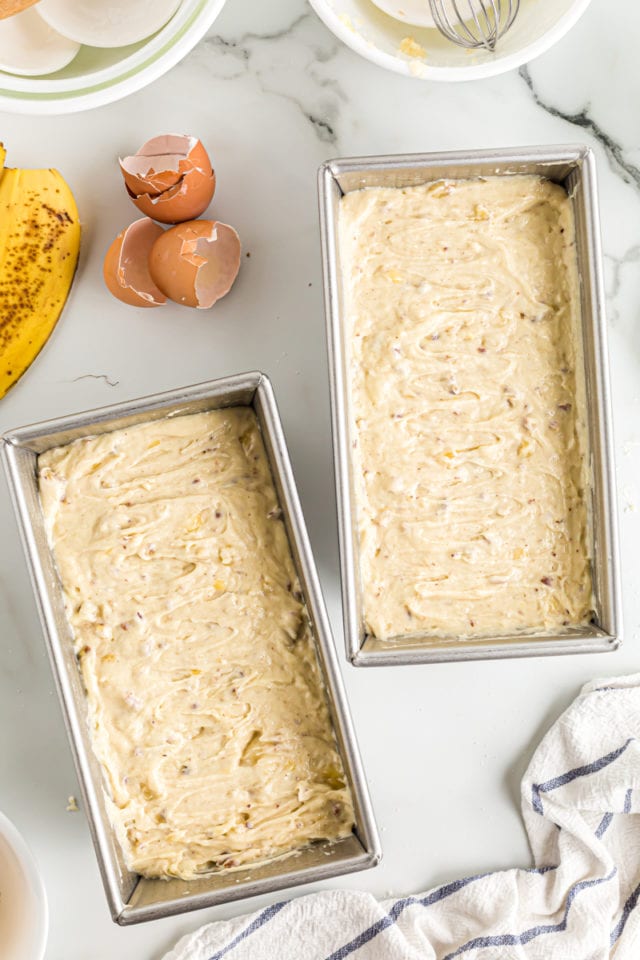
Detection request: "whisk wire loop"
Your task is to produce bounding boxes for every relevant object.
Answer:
[452,0,480,44]
[429,0,520,51]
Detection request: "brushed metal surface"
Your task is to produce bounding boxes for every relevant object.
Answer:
[2,372,381,923]
[318,145,621,666]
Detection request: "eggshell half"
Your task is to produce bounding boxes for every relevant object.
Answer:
[148,220,241,309]
[120,134,202,195]
[120,134,216,225]
[103,219,167,308]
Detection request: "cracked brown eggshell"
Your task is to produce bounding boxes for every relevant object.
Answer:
[148,219,241,309]
[103,218,167,308]
[119,134,216,224]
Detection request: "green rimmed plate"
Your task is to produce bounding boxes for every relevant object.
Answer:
[0,0,226,113]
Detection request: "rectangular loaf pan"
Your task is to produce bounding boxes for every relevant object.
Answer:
[318,145,621,666]
[2,372,381,923]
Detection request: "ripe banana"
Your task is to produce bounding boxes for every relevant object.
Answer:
[0,154,80,399]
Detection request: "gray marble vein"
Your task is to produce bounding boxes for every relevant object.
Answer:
[520,65,640,190]
[70,373,120,387]
[193,13,343,146]
[604,244,640,313]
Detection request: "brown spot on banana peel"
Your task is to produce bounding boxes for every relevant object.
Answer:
[0,166,80,399]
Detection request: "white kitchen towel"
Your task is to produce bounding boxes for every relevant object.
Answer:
[163,674,640,960]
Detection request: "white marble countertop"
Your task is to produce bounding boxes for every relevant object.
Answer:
[1,1,639,957]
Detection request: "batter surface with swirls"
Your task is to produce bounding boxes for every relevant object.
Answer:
[339,176,592,641]
[38,408,354,879]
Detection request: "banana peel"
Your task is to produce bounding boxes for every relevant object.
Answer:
[0,147,80,399]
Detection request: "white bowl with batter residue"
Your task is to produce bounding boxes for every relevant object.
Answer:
[308,0,593,81]
[0,811,48,960]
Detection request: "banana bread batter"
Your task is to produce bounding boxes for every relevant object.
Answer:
[38,408,354,879]
[339,176,592,641]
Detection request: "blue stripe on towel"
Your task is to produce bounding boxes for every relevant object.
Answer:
[610,878,640,945]
[325,874,489,960]
[206,901,287,960]
[593,787,632,836]
[594,786,633,840]
[595,813,613,838]
[531,740,634,814]
[441,869,617,960]
[604,789,637,943]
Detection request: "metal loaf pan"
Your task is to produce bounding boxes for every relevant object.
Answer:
[2,372,380,923]
[318,145,621,666]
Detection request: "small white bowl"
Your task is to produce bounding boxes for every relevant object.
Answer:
[308,0,592,81]
[0,0,226,114]
[0,811,48,960]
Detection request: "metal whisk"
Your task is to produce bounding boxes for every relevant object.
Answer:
[428,0,520,51]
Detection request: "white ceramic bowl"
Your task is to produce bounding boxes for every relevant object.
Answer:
[308,0,592,81]
[0,811,48,960]
[0,0,226,114]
